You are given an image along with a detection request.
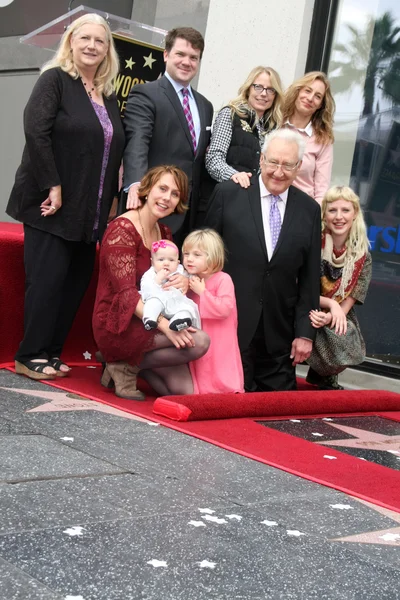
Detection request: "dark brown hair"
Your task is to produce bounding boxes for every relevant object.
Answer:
[165,27,205,59]
[138,166,189,214]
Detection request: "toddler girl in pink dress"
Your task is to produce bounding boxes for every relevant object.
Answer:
[182,229,244,394]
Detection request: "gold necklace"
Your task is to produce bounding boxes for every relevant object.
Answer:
[137,208,160,249]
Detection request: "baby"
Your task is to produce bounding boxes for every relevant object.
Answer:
[140,239,201,332]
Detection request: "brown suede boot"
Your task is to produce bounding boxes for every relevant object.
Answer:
[102,362,146,401]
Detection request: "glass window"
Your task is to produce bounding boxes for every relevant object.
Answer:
[327,0,400,368]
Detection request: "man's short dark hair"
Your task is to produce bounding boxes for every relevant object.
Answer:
[165,27,205,59]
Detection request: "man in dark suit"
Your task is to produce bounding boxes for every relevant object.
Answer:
[205,128,321,391]
[123,27,213,243]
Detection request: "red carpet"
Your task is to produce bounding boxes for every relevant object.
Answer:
[0,223,99,365]
[153,389,400,421]
[3,365,399,514]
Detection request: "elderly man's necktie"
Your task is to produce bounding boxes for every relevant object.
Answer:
[182,88,197,152]
[270,195,282,253]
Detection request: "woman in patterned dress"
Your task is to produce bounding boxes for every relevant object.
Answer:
[306,186,372,390]
[92,166,210,400]
[205,66,283,189]
[6,14,124,380]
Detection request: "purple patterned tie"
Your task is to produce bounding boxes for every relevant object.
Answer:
[270,195,282,253]
[182,88,197,152]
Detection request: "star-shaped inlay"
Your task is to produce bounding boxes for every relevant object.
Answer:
[317,422,400,453]
[201,515,227,524]
[147,559,167,568]
[143,52,156,69]
[0,387,151,423]
[125,56,135,70]
[83,351,92,360]
[332,499,400,546]
[198,560,216,569]
[63,526,84,537]
[261,520,278,527]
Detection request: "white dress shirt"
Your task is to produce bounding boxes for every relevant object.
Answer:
[259,175,288,259]
[164,71,201,144]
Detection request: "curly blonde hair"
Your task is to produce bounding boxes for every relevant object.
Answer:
[322,186,370,257]
[41,13,119,97]
[229,66,283,131]
[282,71,335,145]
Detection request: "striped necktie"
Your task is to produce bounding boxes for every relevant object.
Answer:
[182,88,197,152]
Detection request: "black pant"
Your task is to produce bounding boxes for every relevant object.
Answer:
[240,313,296,392]
[15,225,97,363]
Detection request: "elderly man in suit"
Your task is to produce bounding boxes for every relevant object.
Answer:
[205,128,321,391]
[123,27,213,243]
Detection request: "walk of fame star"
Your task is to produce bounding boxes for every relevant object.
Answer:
[316,422,400,454]
[0,387,151,423]
[143,52,156,69]
[331,499,400,546]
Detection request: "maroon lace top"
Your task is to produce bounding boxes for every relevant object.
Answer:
[92,217,172,364]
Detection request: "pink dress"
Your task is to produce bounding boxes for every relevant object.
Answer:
[189,271,244,394]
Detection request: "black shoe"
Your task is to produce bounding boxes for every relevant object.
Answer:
[144,320,157,330]
[305,367,324,386]
[317,375,344,391]
[169,318,192,331]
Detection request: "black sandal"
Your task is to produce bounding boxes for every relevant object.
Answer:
[49,357,71,377]
[15,359,57,380]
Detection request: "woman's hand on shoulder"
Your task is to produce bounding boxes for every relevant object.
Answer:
[158,318,196,348]
[40,185,62,217]
[231,172,252,188]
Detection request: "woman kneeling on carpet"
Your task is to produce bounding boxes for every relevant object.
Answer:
[92,165,210,400]
[306,186,372,390]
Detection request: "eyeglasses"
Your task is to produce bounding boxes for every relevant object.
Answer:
[251,84,277,95]
[263,159,300,172]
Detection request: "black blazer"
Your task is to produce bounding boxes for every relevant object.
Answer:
[7,68,125,243]
[204,178,321,354]
[123,75,213,231]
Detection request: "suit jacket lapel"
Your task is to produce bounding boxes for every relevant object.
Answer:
[193,89,205,155]
[160,77,194,152]
[271,186,296,258]
[248,179,268,261]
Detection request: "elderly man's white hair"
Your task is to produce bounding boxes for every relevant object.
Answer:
[262,128,306,162]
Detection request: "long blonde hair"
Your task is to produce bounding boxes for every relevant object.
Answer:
[322,186,370,257]
[229,66,283,131]
[282,71,335,145]
[182,229,225,274]
[41,13,119,97]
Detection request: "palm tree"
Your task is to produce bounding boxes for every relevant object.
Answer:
[329,11,400,115]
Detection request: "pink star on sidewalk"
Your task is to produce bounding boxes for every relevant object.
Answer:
[0,387,150,423]
[317,422,400,454]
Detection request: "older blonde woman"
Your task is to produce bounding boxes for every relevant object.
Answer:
[206,66,283,189]
[282,71,335,204]
[7,13,125,380]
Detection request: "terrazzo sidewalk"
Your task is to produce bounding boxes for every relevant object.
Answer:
[0,367,399,600]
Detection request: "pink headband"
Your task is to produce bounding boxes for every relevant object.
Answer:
[152,240,178,253]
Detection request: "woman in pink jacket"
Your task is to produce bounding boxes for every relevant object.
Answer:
[282,72,335,205]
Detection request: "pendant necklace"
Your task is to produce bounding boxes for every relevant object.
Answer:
[137,208,160,250]
[80,76,95,99]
